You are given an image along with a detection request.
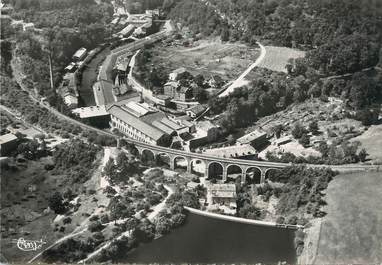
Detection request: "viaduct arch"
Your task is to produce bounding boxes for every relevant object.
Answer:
[119,138,288,184]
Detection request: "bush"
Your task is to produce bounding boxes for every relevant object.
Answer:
[88,221,105,232]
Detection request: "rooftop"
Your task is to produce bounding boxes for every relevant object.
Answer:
[188,104,206,115]
[73,47,87,58]
[0,133,18,144]
[237,130,267,144]
[203,144,257,158]
[72,105,109,118]
[209,184,236,198]
[196,120,219,132]
[108,104,167,141]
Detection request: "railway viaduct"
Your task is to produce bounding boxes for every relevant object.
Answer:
[119,139,289,184]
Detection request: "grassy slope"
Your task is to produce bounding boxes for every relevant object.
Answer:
[351,124,382,164]
[314,171,382,264]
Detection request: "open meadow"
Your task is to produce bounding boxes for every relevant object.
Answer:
[257,46,305,73]
[149,39,260,80]
[351,124,382,164]
[314,171,382,264]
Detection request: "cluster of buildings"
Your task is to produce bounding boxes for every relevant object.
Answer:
[112,9,159,39]
[93,48,133,106]
[59,48,89,108]
[107,99,221,149]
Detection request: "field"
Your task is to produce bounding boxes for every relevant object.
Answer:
[257,46,305,73]
[149,38,260,80]
[313,171,382,264]
[351,124,382,164]
[1,158,63,262]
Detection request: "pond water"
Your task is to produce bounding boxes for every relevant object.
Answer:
[124,212,297,264]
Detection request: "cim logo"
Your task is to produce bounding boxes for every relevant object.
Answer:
[12,238,47,251]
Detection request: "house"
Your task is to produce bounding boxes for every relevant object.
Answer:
[0,133,18,156]
[203,144,257,159]
[64,62,76,73]
[186,104,206,118]
[117,24,135,38]
[23,22,34,31]
[208,184,236,207]
[169,67,189,81]
[72,48,87,61]
[163,81,193,102]
[196,121,220,142]
[208,75,224,88]
[153,94,171,107]
[60,73,79,109]
[274,136,292,146]
[188,121,221,149]
[145,9,160,17]
[237,130,267,149]
[72,105,111,128]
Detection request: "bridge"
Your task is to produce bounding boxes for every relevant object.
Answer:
[118,139,289,183]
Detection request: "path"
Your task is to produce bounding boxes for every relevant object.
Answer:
[78,184,174,263]
[147,185,174,221]
[27,227,87,263]
[219,42,266,97]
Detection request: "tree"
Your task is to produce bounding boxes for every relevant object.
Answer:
[48,192,67,214]
[272,124,284,138]
[309,121,319,135]
[358,148,368,162]
[88,221,105,232]
[299,133,310,147]
[292,123,306,139]
[155,216,172,235]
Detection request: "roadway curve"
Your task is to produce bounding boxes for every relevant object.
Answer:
[219,42,266,98]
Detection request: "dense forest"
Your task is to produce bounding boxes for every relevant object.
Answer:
[208,68,382,134]
[169,0,382,75]
[165,0,382,132]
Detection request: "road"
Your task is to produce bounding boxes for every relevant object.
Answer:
[28,227,88,263]
[219,42,266,97]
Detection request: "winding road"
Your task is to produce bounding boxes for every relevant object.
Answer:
[219,42,266,97]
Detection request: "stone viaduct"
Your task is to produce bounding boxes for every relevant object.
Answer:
[119,139,289,184]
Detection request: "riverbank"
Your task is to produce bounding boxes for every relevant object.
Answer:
[184,206,303,229]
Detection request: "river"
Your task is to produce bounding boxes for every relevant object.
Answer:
[124,212,297,264]
[77,47,110,107]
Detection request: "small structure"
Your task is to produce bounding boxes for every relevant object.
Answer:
[188,121,221,149]
[208,75,224,88]
[60,73,79,109]
[186,104,206,118]
[154,94,171,107]
[237,130,267,149]
[274,136,292,146]
[203,144,257,159]
[0,133,18,156]
[72,47,87,61]
[117,24,135,38]
[208,184,237,207]
[72,105,110,128]
[64,62,76,73]
[23,22,34,31]
[169,67,189,81]
[163,81,193,101]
